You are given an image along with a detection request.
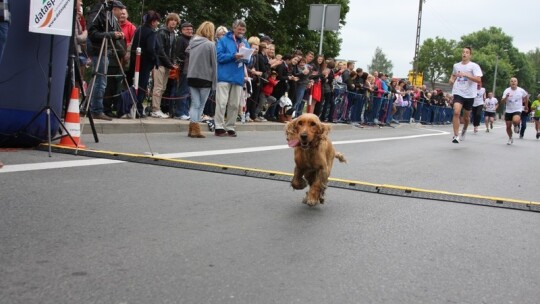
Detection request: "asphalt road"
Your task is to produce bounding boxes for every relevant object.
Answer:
[1,122,539,303]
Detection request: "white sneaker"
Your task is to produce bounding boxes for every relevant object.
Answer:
[513,124,520,134]
[473,127,478,134]
[459,129,466,141]
[180,115,190,120]
[452,136,459,144]
[507,137,513,145]
[151,110,169,118]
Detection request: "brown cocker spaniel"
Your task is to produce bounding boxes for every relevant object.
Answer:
[285,113,346,206]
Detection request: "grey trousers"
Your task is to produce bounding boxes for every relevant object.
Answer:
[215,82,242,131]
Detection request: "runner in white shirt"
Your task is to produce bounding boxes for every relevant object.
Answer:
[483,92,498,132]
[449,47,483,143]
[501,77,529,145]
[472,84,486,133]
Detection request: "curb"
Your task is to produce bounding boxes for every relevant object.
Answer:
[80,118,368,134]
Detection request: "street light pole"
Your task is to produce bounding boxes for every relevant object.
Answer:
[492,54,499,95]
[492,49,508,96]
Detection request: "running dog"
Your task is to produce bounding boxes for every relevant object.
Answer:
[285,113,346,206]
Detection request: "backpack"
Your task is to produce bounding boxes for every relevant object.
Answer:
[117,87,137,118]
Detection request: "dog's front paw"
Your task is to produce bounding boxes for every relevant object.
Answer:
[303,193,320,206]
[291,177,307,190]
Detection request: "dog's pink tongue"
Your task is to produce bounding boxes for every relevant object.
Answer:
[288,139,300,147]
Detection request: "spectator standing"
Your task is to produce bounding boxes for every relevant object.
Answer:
[119,8,136,47]
[320,64,335,122]
[186,21,217,138]
[74,0,88,77]
[292,57,310,117]
[483,91,498,132]
[519,94,532,139]
[215,26,227,40]
[87,0,126,120]
[449,47,483,143]
[341,61,354,84]
[530,94,540,139]
[0,0,9,62]
[269,54,291,120]
[214,19,250,137]
[173,22,194,120]
[102,1,127,118]
[472,84,486,133]
[151,13,179,118]
[371,71,384,124]
[501,77,528,145]
[246,36,263,122]
[126,10,161,118]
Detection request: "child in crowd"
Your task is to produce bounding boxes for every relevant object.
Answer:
[255,70,278,121]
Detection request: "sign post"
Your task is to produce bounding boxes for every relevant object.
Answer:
[308,4,341,55]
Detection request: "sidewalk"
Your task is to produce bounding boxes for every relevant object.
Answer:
[81,117,356,134]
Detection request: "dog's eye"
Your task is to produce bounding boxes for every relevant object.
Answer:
[310,121,316,127]
[298,121,303,126]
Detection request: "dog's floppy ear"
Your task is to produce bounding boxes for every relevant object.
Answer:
[318,122,330,140]
[284,119,297,141]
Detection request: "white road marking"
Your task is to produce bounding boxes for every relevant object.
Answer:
[1,129,448,173]
[0,159,123,173]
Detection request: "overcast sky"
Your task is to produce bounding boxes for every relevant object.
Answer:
[337,0,539,77]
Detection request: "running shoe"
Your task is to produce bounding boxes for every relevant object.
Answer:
[537,132,540,139]
[486,128,489,133]
[514,124,520,134]
[507,137,513,145]
[490,122,493,129]
[459,129,466,141]
[452,136,459,144]
[474,127,478,134]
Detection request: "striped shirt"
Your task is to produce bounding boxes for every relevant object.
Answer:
[0,0,10,23]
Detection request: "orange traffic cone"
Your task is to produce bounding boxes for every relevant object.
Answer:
[59,88,86,148]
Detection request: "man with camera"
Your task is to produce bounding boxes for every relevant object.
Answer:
[86,0,126,120]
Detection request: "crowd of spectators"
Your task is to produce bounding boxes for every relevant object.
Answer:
[76,2,503,132]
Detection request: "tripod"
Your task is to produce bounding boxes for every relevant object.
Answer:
[81,2,138,125]
[17,34,78,157]
[64,5,99,146]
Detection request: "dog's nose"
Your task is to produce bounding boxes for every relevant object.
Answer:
[300,133,307,140]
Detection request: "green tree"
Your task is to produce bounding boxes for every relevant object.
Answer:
[416,37,457,89]
[459,27,535,96]
[367,47,393,74]
[526,48,540,95]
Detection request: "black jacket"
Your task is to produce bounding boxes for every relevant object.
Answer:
[174,34,191,74]
[156,26,176,69]
[87,8,126,59]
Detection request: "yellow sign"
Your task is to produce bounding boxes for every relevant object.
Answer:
[408,71,423,87]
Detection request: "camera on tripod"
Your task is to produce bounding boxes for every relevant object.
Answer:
[102,0,116,11]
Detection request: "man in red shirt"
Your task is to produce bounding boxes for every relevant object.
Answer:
[119,8,136,47]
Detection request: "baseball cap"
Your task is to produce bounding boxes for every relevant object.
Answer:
[181,22,193,29]
[261,35,273,43]
[111,0,125,9]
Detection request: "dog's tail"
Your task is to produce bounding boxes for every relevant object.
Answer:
[335,152,347,163]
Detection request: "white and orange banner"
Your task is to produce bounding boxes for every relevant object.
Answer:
[29,0,74,36]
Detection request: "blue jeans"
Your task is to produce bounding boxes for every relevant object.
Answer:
[0,21,8,63]
[372,97,382,122]
[189,87,212,122]
[90,55,109,114]
[174,75,191,117]
[293,84,307,115]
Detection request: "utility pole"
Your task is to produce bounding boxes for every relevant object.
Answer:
[412,0,424,85]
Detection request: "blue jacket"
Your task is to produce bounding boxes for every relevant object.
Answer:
[216,31,250,86]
